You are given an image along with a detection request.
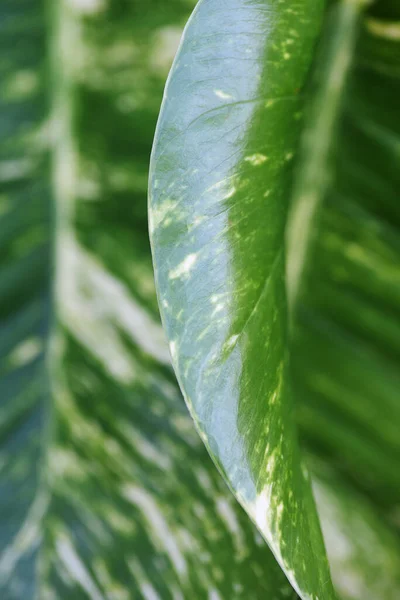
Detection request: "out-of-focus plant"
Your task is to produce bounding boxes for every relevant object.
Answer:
[1,0,399,599]
[1,1,289,598]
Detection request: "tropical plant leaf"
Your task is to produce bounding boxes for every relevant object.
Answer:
[289,5,400,597]
[0,1,300,598]
[150,0,400,598]
[3,0,400,597]
[292,4,400,514]
[309,459,400,600]
[149,1,338,598]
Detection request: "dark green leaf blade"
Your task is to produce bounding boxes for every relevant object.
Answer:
[149,1,336,598]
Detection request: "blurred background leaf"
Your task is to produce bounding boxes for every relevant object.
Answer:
[0,0,299,598]
[291,3,400,598]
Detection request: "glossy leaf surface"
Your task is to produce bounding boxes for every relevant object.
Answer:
[150,0,400,598]
[149,1,336,598]
[0,1,299,598]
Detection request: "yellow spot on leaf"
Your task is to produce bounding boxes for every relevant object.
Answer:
[244,154,268,167]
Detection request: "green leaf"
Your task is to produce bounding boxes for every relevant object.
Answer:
[289,5,400,597]
[4,0,400,597]
[0,1,299,598]
[309,460,400,600]
[290,3,400,509]
[294,7,400,507]
[150,0,400,598]
[149,1,337,598]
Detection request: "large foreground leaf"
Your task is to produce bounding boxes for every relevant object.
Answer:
[150,0,400,598]
[149,1,336,598]
[0,1,298,597]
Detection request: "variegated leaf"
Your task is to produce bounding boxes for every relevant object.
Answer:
[149,1,336,598]
[150,0,400,599]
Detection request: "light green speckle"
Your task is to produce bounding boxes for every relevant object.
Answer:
[244,154,268,166]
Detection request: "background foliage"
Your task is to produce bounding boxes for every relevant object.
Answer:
[1,0,400,599]
[1,1,298,598]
